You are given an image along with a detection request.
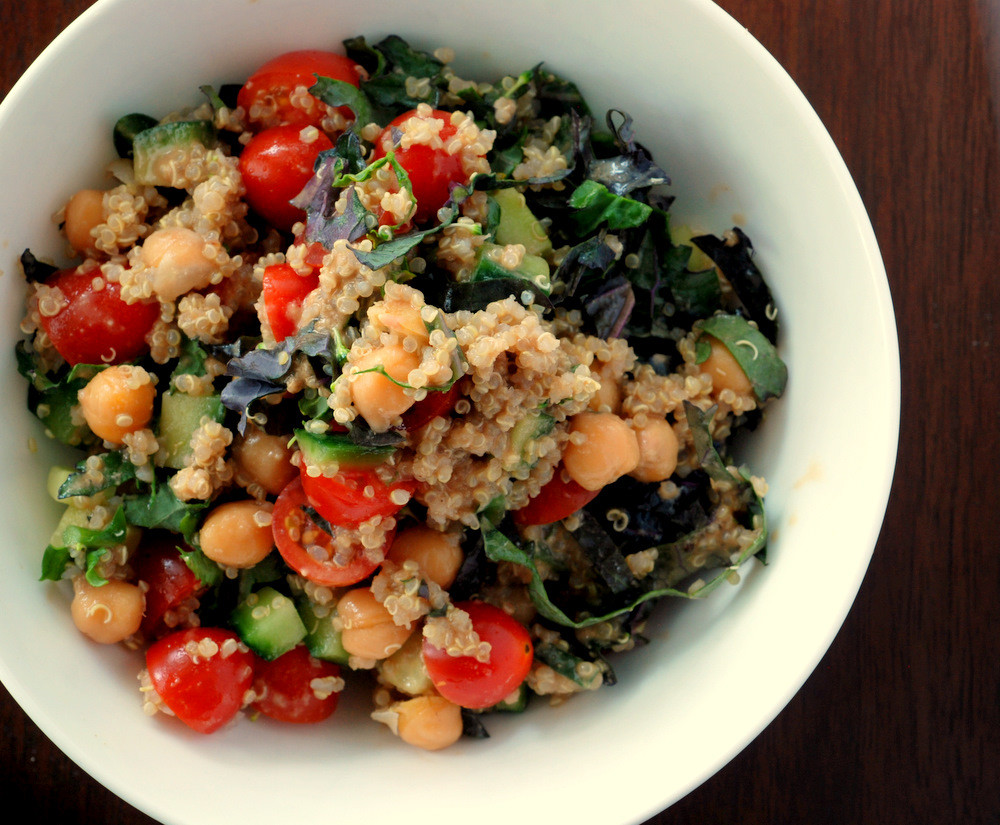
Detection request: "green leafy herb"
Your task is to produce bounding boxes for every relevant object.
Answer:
[697,314,788,401]
[58,451,138,499]
[569,180,653,234]
[124,484,207,546]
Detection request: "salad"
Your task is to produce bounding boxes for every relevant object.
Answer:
[16,36,787,749]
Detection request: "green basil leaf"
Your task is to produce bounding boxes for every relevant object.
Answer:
[698,313,788,400]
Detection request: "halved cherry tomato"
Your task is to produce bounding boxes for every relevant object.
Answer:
[373,108,470,224]
[400,381,463,431]
[145,627,256,734]
[272,476,391,587]
[512,466,600,526]
[133,540,204,638]
[261,262,319,341]
[239,124,334,231]
[38,266,160,365]
[422,600,534,710]
[252,645,342,724]
[237,50,361,130]
[299,463,415,527]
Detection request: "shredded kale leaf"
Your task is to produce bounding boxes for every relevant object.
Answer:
[221,326,337,434]
[691,228,779,342]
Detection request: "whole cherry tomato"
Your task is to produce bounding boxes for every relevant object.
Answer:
[38,266,159,365]
[252,645,342,724]
[422,600,534,710]
[373,108,471,224]
[239,124,334,231]
[145,627,256,734]
[237,50,361,130]
[133,540,204,638]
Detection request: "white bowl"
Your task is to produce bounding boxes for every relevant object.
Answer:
[0,1,898,823]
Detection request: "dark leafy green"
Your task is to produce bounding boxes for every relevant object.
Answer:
[691,228,779,342]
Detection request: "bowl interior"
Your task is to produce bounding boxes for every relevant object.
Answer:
[0,1,898,824]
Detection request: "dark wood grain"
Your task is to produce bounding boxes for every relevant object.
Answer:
[1,1,996,823]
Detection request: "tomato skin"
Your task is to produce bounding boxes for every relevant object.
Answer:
[38,266,159,366]
[146,627,256,734]
[272,477,391,587]
[133,541,203,638]
[252,645,342,724]
[237,50,361,130]
[239,125,334,231]
[373,109,469,224]
[512,468,600,527]
[400,381,462,431]
[422,601,534,710]
[262,262,319,341]
[299,463,415,527]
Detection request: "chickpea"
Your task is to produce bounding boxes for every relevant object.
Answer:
[394,695,463,751]
[70,576,145,644]
[587,359,623,414]
[63,188,104,254]
[386,525,464,589]
[141,226,217,301]
[199,500,274,568]
[232,425,297,496]
[337,587,414,660]
[77,364,156,444]
[700,336,753,396]
[630,417,680,483]
[562,412,640,491]
[350,344,422,432]
[370,298,429,344]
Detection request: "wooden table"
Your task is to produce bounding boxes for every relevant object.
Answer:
[1,1,996,822]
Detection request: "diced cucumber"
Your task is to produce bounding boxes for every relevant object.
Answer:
[472,242,551,294]
[46,466,73,503]
[489,682,529,713]
[378,633,433,696]
[296,596,350,665]
[132,120,218,186]
[506,410,555,468]
[113,113,158,159]
[48,505,91,547]
[294,429,396,474]
[491,187,552,257]
[670,223,717,272]
[157,391,225,470]
[230,586,307,660]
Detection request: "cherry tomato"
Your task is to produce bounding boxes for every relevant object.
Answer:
[299,463,415,527]
[239,124,334,231]
[261,262,319,341]
[38,266,159,365]
[237,49,361,130]
[422,601,534,710]
[373,108,470,224]
[252,645,342,724]
[400,381,463,431]
[145,627,256,734]
[272,476,391,587]
[133,540,204,638]
[512,467,601,527]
